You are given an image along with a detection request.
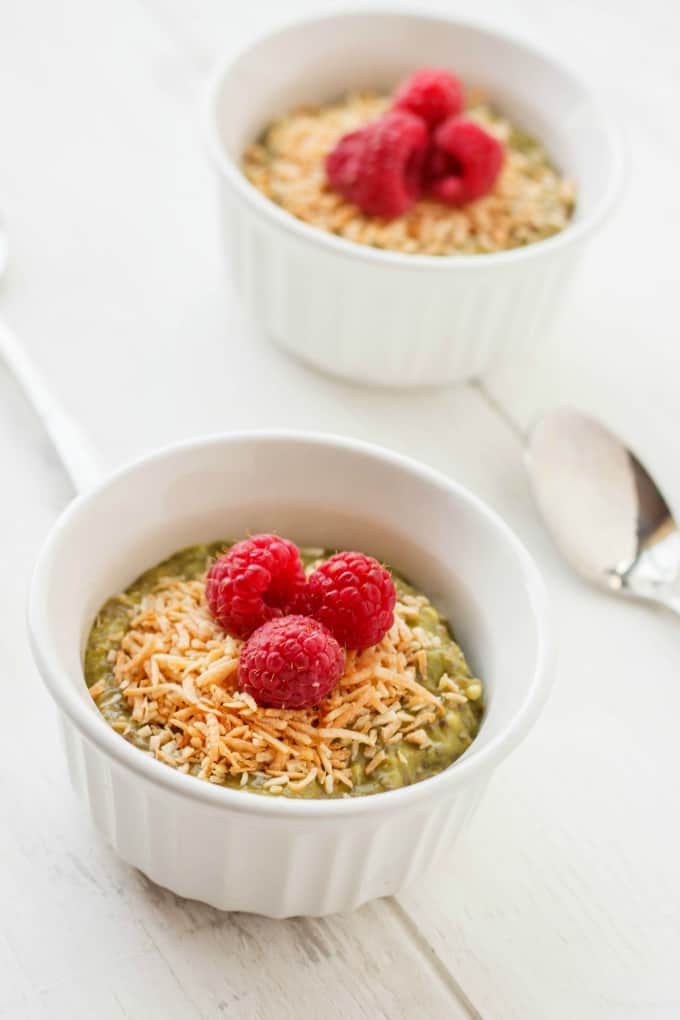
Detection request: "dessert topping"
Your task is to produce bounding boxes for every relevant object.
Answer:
[393,67,464,127]
[325,67,504,218]
[427,117,504,205]
[308,551,397,650]
[325,109,428,218]
[239,615,344,709]
[206,534,307,638]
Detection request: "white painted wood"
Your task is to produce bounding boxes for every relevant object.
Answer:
[481,0,680,497]
[0,367,476,1020]
[1,0,679,1018]
[399,421,680,1019]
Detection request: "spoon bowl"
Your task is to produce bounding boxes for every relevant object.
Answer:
[527,408,680,614]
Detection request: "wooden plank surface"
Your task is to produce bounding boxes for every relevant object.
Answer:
[1,1,678,1018]
[0,364,473,1020]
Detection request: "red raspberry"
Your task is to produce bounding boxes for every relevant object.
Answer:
[426,118,504,205]
[206,535,307,639]
[308,552,396,650]
[325,110,427,218]
[393,68,464,128]
[239,616,344,709]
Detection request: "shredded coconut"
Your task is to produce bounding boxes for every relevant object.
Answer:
[90,570,482,794]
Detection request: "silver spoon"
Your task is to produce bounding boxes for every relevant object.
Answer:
[527,408,680,615]
[0,215,99,492]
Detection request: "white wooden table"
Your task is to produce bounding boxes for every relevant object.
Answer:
[1,2,678,1017]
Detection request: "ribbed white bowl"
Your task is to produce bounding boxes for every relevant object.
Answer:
[60,715,487,916]
[204,12,623,387]
[30,433,553,916]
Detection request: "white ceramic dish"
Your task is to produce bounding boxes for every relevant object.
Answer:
[203,11,623,388]
[29,432,553,917]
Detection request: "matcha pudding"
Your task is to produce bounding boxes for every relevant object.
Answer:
[85,537,484,799]
[242,66,576,256]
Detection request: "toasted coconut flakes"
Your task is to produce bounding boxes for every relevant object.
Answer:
[93,568,481,794]
[373,709,399,727]
[402,710,437,733]
[196,656,239,687]
[225,724,248,739]
[154,653,193,672]
[289,767,318,792]
[439,673,457,691]
[287,728,313,746]
[317,727,375,746]
[182,675,199,702]
[263,774,289,789]
[172,706,196,721]
[405,728,431,748]
[364,750,387,776]
[443,691,467,704]
[272,751,288,772]
[122,682,183,698]
[383,670,445,713]
[286,720,320,738]
[120,635,157,674]
[224,736,257,753]
[206,714,221,763]
[238,691,258,712]
[381,720,402,743]
[318,743,332,772]
[257,730,293,755]
[88,679,107,699]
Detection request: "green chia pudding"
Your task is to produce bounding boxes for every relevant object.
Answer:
[85,542,484,798]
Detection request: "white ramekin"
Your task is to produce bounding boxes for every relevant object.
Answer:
[29,433,553,917]
[203,11,623,387]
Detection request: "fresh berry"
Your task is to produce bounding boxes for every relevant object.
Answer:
[426,118,504,205]
[393,68,464,128]
[239,616,344,709]
[325,110,428,218]
[308,552,396,650]
[206,535,308,639]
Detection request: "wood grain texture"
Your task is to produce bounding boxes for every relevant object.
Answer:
[0,366,473,1020]
[399,433,680,1019]
[1,0,679,1017]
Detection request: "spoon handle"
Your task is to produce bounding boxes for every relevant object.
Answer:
[0,318,100,493]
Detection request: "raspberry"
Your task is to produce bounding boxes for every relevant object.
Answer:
[239,616,344,709]
[206,535,307,639]
[325,110,427,218]
[393,68,464,128]
[426,118,504,205]
[308,552,396,650]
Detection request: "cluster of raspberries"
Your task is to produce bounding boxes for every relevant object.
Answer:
[326,68,504,218]
[206,534,397,709]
